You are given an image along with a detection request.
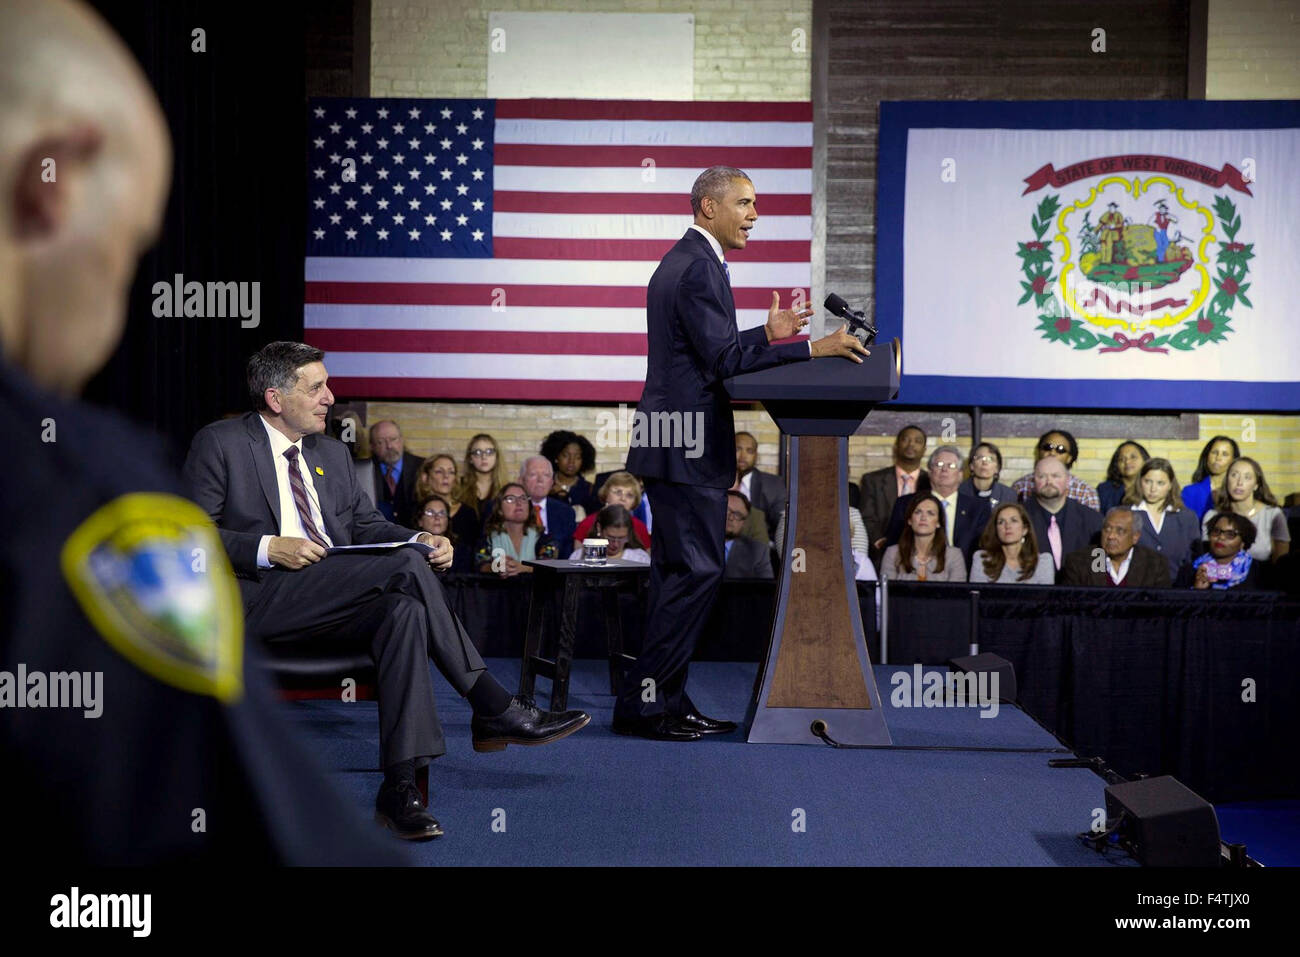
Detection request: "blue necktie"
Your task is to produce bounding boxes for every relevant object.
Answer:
[722,260,730,285]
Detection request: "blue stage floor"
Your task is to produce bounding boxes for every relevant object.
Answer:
[280,660,1289,866]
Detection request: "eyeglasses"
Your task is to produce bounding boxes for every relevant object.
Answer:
[930,461,961,471]
[501,494,529,505]
[1209,527,1241,539]
[726,510,749,521]
[1040,442,1069,455]
[470,448,496,458]
[971,455,997,464]
[421,509,448,519]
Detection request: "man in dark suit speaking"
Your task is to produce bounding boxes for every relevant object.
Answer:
[184,342,588,839]
[616,166,868,741]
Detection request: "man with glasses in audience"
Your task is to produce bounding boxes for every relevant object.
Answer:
[884,445,990,565]
[1012,429,1100,511]
[723,490,775,579]
[1061,508,1171,587]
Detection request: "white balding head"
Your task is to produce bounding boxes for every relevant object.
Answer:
[0,0,172,394]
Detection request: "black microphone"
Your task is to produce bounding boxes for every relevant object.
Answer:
[823,293,877,345]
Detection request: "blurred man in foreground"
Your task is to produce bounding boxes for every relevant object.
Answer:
[0,0,393,863]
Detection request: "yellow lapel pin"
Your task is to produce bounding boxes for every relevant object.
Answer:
[315,466,324,475]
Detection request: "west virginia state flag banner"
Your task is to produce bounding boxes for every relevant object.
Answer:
[876,101,1300,409]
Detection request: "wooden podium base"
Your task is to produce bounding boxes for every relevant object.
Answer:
[747,435,892,745]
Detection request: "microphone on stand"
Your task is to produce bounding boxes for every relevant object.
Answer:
[823,293,878,346]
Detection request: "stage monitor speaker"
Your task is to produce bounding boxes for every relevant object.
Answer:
[1104,776,1221,867]
[948,653,1016,702]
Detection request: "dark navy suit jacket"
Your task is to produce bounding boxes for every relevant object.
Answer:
[626,229,809,489]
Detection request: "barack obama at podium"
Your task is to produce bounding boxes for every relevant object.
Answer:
[615,166,868,740]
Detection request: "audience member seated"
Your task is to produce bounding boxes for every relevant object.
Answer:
[569,504,650,564]
[774,497,875,580]
[521,455,577,550]
[593,464,654,533]
[1180,511,1262,590]
[1023,456,1103,573]
[1126,457,1200,582]
[415,453,483,558]
[361,420,424,526]
[734,430,786,542]
[572,470,652,553]
[722,491,774,580]
[968,502,1055,584]
[541,429,599,519]
[1097,439,1150,512]
[1202,457,1291,564]
[1180,434,1240,521]
[1060,508,1172,587]
[455,433,507,523]
[880,493,967,582]
[884,445,990,565]
[1011,428,1100,510]
[861,424,930,555]
[414,492,473,574]
[959,441,1016,506]
[474,483,559,576]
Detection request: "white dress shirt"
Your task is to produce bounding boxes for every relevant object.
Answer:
[257,415,334,568]
[1108,546,1135,584]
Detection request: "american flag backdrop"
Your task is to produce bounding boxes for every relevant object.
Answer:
[305,98,813,401]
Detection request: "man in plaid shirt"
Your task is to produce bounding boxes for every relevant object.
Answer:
[1012,429,1101,511]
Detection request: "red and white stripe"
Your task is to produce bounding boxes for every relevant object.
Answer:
[305,99,813,401]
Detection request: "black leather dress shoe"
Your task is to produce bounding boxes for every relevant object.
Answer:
[471,696,591,752]
[676,711,738,735]
[611,713,703,741]
[375,779,443,841]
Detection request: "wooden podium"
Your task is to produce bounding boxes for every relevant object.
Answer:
[726,340,900,745]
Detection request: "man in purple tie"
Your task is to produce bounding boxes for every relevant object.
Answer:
[184,342,590,839]
[1022,456,1102,580]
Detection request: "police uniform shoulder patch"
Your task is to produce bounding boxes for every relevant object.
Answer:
[60,493,243,703]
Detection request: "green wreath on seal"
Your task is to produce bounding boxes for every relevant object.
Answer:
[1017,193,1252,352]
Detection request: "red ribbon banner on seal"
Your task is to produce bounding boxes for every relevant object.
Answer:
[1022,155,1254,196]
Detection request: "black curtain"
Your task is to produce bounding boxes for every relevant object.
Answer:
[84,0,311,469]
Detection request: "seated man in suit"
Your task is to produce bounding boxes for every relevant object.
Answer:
[365,419,423,526]
[884,445,990,566]
[1023,456,1104,574]
[735,431,785,541]
[521,456,577,549]
[723,491,774,579]
[861,424,929,555]
[1060,507,1172,587]
[184,342,589,841]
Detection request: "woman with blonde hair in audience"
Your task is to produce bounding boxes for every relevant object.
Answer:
[968,502,1054,584]
[1202,457,1291,564]
[1123,457,1200,581]
[880,493,966,582]
[1097,440,1149,512]
[571,470,652,553]
[415,454,483,562]
[454,433,508,523]
[474,482,558,577]
[1180,435,1240,521]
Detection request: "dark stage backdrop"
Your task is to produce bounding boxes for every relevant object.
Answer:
[85,0,314,468]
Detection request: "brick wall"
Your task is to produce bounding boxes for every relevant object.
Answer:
[370,0,811,100]
[1207,0,1300,98]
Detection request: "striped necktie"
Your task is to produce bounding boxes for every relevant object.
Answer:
[283,446,329,548]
